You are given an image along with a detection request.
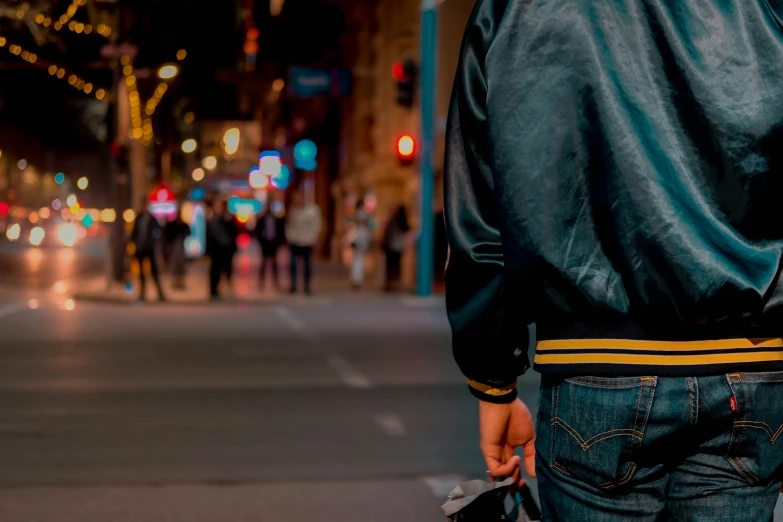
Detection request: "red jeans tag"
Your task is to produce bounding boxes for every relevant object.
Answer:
[729,396,738,413]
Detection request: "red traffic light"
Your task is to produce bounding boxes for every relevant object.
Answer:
[0,202,9,216]
[397,135,415,158]
[392,62,405,81]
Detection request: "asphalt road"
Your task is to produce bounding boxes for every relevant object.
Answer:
[0,247,781,521]
[0,277,543,522]
[0,241,106,290]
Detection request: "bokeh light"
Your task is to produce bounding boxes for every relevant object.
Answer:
[181,139,197,153]
[6,223,20,241]
[203,156,217,170]
[158,64,179,79]
[57,223,78,247]
[100,209,117,222]
[249,168,268,189]
[29,227,45,246]
[223,128,240,155]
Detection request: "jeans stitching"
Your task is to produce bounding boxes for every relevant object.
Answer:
[582,432,642,448]
[687,377,693,424]
[694,377,699,425]
[735,371,783,383]
[598,463,636,489]
[632,378,645,433]
[565,376,646,389]
[734,421,783,443]
[734,455,760,483]
[726,374,761,484]
[552,463,574,477]
[552,417,641,449]
[640,378,656,438]
[551,379,651,489]
[727,456,754,483]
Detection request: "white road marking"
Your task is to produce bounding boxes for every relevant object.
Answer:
[374,413,407,437]
[275,305,373,389]
[327,355,373,389]
[274,306,310,335]
[0,302,30,319]
[422,475,467,499]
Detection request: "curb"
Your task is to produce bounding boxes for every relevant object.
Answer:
[72,291,445,308]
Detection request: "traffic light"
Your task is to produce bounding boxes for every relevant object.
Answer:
[397,135,415,166]
[393,59,417,108]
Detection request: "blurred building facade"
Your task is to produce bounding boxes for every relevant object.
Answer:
[333,0,475,283]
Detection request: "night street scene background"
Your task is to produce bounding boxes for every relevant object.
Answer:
[1,0,782,521]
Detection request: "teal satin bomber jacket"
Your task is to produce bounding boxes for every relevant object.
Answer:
[444,0,783,402]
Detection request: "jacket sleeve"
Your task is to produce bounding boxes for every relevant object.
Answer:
[444,0,528,404]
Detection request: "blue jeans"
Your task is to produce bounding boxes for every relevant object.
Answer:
[535,373,783,521]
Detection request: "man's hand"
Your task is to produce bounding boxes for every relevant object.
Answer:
[479,398,536,487]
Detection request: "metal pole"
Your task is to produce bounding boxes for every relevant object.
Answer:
[107,1,126,283]
[417,0,437,297]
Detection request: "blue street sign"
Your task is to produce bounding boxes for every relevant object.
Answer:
[294,140,317,163]
[288,67,352,97]
[295,157,317,172]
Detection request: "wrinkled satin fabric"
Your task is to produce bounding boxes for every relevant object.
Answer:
[444,0,783,383]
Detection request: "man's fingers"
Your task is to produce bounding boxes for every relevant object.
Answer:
[485,454,520,478]
[523,438,537,478]
[502,445,521,483]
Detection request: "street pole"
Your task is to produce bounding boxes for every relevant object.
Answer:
[107,1,126,284]
[417,0,438,297]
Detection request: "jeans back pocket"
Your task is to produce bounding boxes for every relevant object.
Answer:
[726,371,783,485]
[551,376,657,490]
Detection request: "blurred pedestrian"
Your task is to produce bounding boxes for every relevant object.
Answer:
[382,205,409,292]
[255,203,285,290]
[206,199,233,299]
[285,190,322,295]
[164,209,191,290]
[350,198,372,290]
[130,199,166,302]
[445,3,783,521]
[221,201,239,283]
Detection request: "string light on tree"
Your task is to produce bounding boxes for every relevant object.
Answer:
[38,0,91,33]
[123,60,145,143]
[158,64,179,79]
[0,38,105,101]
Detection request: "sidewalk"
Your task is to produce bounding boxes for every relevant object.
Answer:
[73,249,445,307]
